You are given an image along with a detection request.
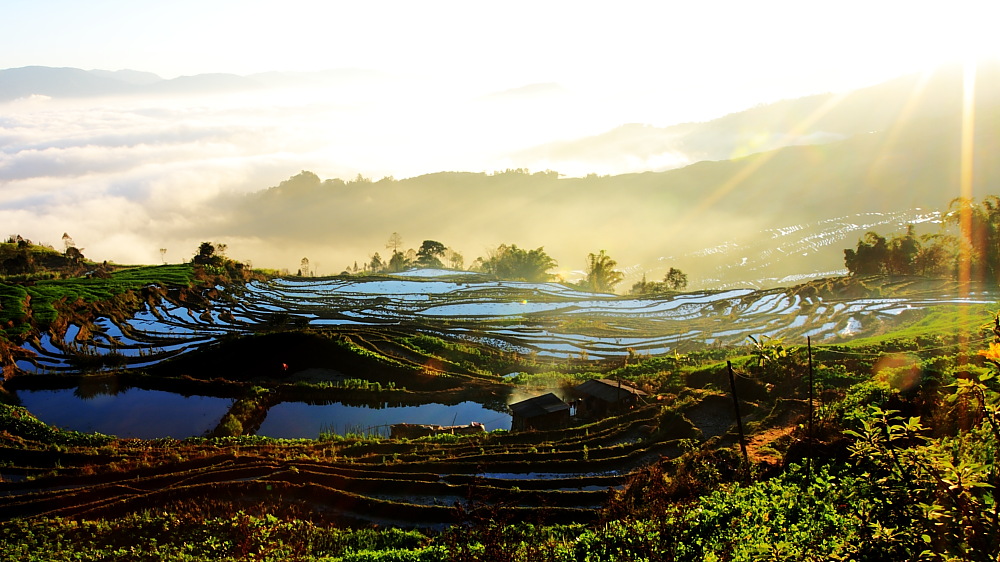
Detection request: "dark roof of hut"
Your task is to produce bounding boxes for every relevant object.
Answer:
[509,393,570,418]
[576,378,647,402]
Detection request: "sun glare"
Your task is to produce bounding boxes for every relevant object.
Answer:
[957,61,978,298]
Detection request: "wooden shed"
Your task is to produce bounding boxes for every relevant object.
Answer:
[575,378,647,419]
[509,393,571,432]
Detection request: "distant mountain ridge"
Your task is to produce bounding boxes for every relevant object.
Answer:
[4,63,998,287]
[4,63,997,173]
[0,66,254,100]
[217,62,999,287]
[516,62,1000,169]
[0,66,393,101]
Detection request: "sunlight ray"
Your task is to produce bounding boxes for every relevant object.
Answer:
[661,91,854,241]
[958,61,977,295]
[862,68,936,187]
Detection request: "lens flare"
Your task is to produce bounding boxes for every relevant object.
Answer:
[873,353,922,391]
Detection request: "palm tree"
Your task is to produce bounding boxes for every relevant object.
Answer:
[585,250,624,293]
[945,196,1000,282]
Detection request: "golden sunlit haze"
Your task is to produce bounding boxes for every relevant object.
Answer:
[1,1,999,282]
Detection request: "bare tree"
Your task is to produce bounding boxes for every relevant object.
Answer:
[386,232,403,254]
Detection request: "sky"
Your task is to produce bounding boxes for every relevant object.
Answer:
[1,0,999,271]
[6,0,998,119]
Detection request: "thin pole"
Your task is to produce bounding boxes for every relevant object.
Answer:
[807,336,815,482]
[727,361,749,466]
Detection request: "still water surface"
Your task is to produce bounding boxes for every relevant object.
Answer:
[17,388,231,439]
[257,400,510,438]
[16,388,511,439]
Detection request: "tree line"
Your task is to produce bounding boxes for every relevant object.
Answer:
[844,196,1000,282]
[322,232,687,295]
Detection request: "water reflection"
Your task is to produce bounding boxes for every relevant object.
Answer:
[15,387,512,440]
[256,400,511,439]
[16,388,231,439]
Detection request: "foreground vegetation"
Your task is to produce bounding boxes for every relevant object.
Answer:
[1,326,996,560]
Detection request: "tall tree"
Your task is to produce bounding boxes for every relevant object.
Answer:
[387,251,410,273]
[416,240,446,268]
[386,232,403,254]
[945,196,1000,283]
[475,244,556,282]
[845,232,888,276]
[446,249,464,270]
[193,242,216,265]
[664,267,688,290]
[912,233,957,277]
[885,225,921,275]
[585,250,624,293]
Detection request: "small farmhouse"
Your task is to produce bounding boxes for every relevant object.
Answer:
[509,393,571,431]
[575,378,647,419]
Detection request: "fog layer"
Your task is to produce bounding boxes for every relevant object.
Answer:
[1,64,997,288]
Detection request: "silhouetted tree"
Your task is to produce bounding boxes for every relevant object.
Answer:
[446,248,464,270]
[416,240,446,268]
[664,267,688,290]
[370,252,384,272]
[885,225,920,275]
[585,250,624,293]
[912,233,956,276]
[387,250,410,273]
[386,232,403,254]
[629,274,653,295]
[844,232,888,276]
[629,268,688,295]
[945,196,1000,282]
[350,173,371,185]
[193,242,216,265]
[65,246,84,265]
[475,244,556,282]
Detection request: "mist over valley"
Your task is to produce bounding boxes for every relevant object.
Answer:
[1,62,998,289]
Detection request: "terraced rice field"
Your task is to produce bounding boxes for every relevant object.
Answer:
[0,401,676,526]
[16,270,995,373]
[2,271,994,528]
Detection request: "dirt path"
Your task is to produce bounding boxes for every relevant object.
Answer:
[746,425,795,464]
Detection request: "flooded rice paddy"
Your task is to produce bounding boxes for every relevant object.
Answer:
[14,387,510,439]
[16,388,231,439]
[257,400,510,439]
[18,270,997,373]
